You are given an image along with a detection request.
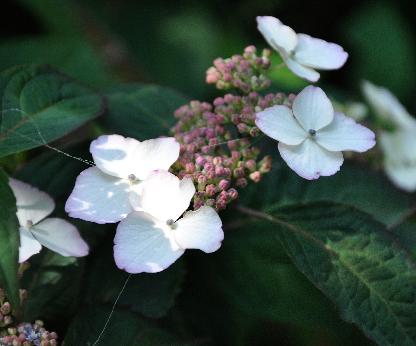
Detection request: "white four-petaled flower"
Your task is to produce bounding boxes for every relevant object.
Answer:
[257,16,348,82]
[9,178,89,262]
[362,81,416,192]
[65,134,180,224]
[256,86,376,180]
[114,171,224,274]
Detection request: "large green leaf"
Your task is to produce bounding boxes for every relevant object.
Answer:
[20,250,84,324]
[85,241,185,319]
[64,307,181,346]
[238,202,416,345]
[0,168,20,307]
[0,64,104,157]
[102,84,187,139]
[241,159,415,226]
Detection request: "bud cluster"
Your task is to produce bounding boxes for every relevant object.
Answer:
[206,46,272,93]
[171,46,289,210]
[1,289,57,346]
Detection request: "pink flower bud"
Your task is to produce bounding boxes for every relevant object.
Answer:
[219,179,230,190]
[249,171,262,182]
[233,167,245,178]
[236,178,248,188]
[228,188,239,200]
[205,184,217,197]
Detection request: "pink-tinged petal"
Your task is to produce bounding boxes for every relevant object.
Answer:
[285,57,320,82]
[65,167,132,224]
[9,178,55,227]
[292,86,334,131]
[278,139,344,180]
[316,112,376,152]
[138,171,195,222]
[380,131,416,192]
[362,81,416,130]
[255,105,307,145]
[174,206,224,253]
[256,16,298,53]
[294,34,348,70]
[90,135,180,180]
[114,211,184,274]
[31,218,89,257]
[19,227,42,263]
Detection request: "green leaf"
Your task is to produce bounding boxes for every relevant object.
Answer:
[0,64,105,157]
[20,250,84,324]
[85,241,185,318]
[64,306,181,346]
[0,168,19,307]
[243,202,416,345]
[103,84,188,139]
[242,160,415,226]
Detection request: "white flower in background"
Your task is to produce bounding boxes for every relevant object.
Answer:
[9,178,89,263]
[65,134,180,224]
[255,86,376,180]
[362,81,416,192]
[257,16,348,82]
[114,171,224,274]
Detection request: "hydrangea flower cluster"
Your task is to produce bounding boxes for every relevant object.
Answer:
[0,289,57,346]
[171,87,290,209]
[206,45,272,93]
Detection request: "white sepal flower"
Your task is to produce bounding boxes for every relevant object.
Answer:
[255,86,376,180]
[9,178,89,263]
[257,16,348,82]
[65,134,180,224]
[362,81,416,191]
[114,171,224,274]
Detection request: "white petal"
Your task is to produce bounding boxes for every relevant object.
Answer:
[134,171,195,222]
[114,211,184,274]
[278,139,344,180]
[31,218,89,257]
[294,34,348,70]
[256,16,298,53]
[19,227,42,263]
[65,167,132,224]
[285,57,320,82]
[9,178,55,226]
[174,206,224,253]
[255,105,307,145]
[292,86,334,131]
[362,81,416,130]
[91,135,180,180]
[380,131,416,192]
[316,112,376,152]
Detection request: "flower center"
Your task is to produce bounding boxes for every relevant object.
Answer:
[128,174,137,182]
[166,219,177,229]
[26,220,33,229]
[308,129,317,136]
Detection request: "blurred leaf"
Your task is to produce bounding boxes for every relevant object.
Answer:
[344,2,416,101]
[21,250,84,323]
[0,64,105,157]
[241,160,415,226]
[103,84,188,139]
[253,202,416,345]
[0,168,19,307]
[0,37,115,87]
[64,306,180,346]
[86,241,185,319]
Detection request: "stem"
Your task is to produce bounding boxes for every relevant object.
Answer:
[387,206,416,231]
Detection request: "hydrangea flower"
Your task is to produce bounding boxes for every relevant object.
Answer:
[114,171,224,273]
[255,86,376,179]
[65,134,180,224]
[8,179,89,263]
[256,16,348,82]
[362,81,416,191]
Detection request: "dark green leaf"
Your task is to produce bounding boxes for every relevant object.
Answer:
[103,84,187,139]
[246,202,416,345]
[0,168,19,307]
[64,306,181,346]
[0,64,104,157]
